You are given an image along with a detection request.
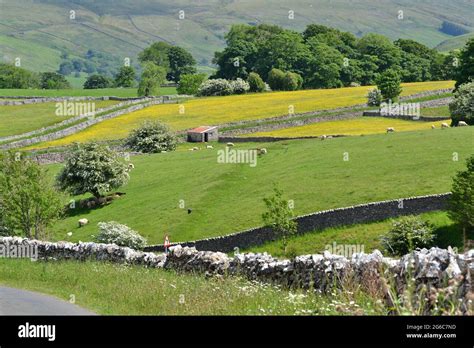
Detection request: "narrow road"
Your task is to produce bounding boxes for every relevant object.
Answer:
[0,286,95,315]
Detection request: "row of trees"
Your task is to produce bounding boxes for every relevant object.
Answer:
[212,24,465,89]
[0,64,71,89]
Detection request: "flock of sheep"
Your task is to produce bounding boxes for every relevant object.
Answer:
[386,121,468,133]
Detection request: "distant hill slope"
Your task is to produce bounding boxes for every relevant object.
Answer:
[1,0,473,72]
[436,32,474,52]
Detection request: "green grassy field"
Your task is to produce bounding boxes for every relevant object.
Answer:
[245,211,467,258]
[45,127,473,245]
[0,100,120,137]
[0,87,176,98]
[420,105,450,117]
[0,259,383,315]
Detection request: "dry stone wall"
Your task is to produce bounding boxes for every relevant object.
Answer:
[1,237,471,314]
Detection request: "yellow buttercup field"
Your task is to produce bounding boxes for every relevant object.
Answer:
[28,81,454,149]
[243,118,450,137]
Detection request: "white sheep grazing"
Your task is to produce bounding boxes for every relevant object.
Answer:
[128,163,135,170]
[258,148,267,155]
[226,142,235,147]
[386,127,395,133]
[441,122,449,128]
[458,121,468,127]
[206,145,214,149]
[192,147,199,151]
[320,135,327,140]
[78,218,89,227]
[431,125,436,129]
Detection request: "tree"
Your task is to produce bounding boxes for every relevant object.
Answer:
[124,121,177,153]
[0,152,63,239]
[138,42,171,69]
[455,38,474,88]
[83,74,112,89]
[376,69,402,101]
[262,186,297,252]
[267,68,286,91]
[283,72,302,91]
[247,72,266,92]
[304,41,344,88]
[0,64,40,89]
[114,66,136,88]
[40,72,71,89]
[167,46,196,82]
[357,33,401,72]
[449,82,474,126]
[58,61,74,75]
[56,143,129,199]
[177,73,207,95]
[448,155,474,250]
[138,62,167,97]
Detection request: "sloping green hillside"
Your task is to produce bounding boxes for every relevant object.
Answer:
[1,0,473,72]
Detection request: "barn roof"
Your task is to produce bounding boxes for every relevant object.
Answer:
[187,126,217,133]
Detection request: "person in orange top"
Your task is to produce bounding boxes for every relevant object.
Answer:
[164,234,171,254]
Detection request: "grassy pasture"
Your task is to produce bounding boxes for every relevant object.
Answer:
[0,100,120,137]
[26,81,454,150]
[45,127,473,245]
[0,259,383,315]
[242,118,449,138]
[245,211,468,258]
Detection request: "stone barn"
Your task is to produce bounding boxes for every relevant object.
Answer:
[187,126,218,142]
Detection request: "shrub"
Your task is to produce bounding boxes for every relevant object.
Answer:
[57,143,129,198]
[230,78,250,94]
[283,72,303,91]
[198,78,233,96]
[95,221,147,249]
[40,72,71,89]
[449,82,474,126]
[177,73,207,95]
[247,72,266,92]
[125,121,177,153]
[138,62,167,97]
[381,216,435,256]
[376,69,402,101]
[367,88,383,106]
[267,68,286,91]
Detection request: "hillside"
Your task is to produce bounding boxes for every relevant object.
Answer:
[1,0,473,73]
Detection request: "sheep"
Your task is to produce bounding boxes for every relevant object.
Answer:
[226,142,235,147]
[386,127,395,133]
[128,163,135,170]
[256,148,267,155]
[78,218,89,227]
[431,125,436,129]
[458,121,468,127]
[206,145,214,149]
[320,135,327,140]
[441,122,449,129]
[193,147,199,151]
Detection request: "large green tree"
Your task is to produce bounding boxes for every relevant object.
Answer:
[448,154,474,249]
[0,152,63,239]
[114,66,136,88]
[139,42,196,83]
[455,38,474,88]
